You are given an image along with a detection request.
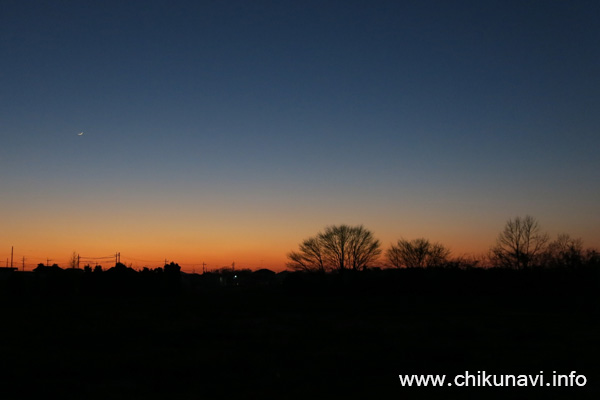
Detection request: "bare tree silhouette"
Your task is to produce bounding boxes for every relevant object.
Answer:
[543,233,584,268]
[386,238,450,268]
[68,251,78,269]
[491,215,549,269]
[287,237,326,273]
[287,225,381,272]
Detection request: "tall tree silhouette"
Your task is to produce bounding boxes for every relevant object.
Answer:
[386,238,450,268]
[287,225,381,272]
[68,251,78,269]
[491,215,549,269]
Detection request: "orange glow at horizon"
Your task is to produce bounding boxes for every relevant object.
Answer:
[2,204,599,273]
[0,226,524,273]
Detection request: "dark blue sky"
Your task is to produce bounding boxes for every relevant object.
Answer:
[1,0,599,268]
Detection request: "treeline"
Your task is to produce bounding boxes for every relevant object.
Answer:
[0,262,184,297]
[286,217,600,272]
[1,260,598,301]
[1,215,598,298]
[0,262,286,297]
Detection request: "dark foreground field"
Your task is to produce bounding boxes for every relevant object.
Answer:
[0,268,598,399]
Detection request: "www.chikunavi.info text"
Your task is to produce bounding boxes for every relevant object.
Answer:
[399,371,587,387]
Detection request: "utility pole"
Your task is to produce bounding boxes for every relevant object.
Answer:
[22,256,25,272]
[11,246,13,269]
[202,262,206,274]
[77,254,80,269]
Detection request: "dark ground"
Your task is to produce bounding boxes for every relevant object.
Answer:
[0,268,598,399]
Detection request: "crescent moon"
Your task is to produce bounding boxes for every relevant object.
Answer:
[78,132,84,136]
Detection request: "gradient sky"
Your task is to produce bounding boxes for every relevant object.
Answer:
[1,0,599,271]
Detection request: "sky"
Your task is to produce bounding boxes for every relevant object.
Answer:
[1,0,599,272]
